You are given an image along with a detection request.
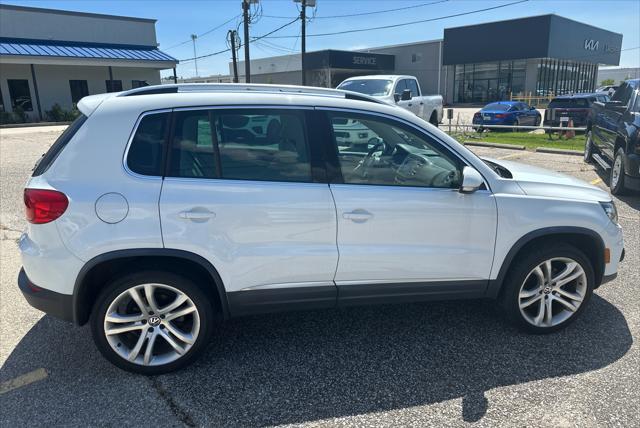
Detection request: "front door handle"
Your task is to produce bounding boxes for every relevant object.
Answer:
[179,209,216,221]
[343,209,373,223]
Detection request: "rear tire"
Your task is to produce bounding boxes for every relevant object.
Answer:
[90,270,214,375]
[610,148,627,195]
[429,112,439,127]
[500,243,594,334]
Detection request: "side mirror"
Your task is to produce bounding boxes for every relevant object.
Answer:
[393,93,400,103]
[530,106,536,110]
[459,166,484,194]
[401,89,412,101]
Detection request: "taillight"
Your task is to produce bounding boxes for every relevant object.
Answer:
[495,114,506,118]
[24,189,68,224]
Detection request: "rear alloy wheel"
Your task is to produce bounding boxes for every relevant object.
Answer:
[501,244,594,333]
[610,148,627,195]
[584,131,594,163]
[91,271,213,374]
[513,118,521,132]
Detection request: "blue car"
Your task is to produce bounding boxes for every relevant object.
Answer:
[472,101,541,131]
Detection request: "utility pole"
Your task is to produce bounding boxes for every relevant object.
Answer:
[229,30,239,83]
[242,0,251,83]
[300,0,306,85]
[295,0,314,85]
[191,34,199,77]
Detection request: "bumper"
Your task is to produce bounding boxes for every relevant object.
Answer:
[18,268,74,322]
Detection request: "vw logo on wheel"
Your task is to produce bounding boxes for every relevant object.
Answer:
[148,315,162,326]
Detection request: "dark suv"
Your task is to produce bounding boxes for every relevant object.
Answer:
[585,79,640,194]
[544,93,610,130]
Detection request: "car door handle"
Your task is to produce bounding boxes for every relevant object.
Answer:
[343,210,373,222]
[408,103,413,107]
[179,209,216,221]
[419,102,424,105]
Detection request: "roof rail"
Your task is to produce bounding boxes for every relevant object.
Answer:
[119,83,387,105]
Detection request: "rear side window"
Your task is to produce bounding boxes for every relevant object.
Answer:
[167,108,312,183]
[127,112,169,176]
[33,114,87,176]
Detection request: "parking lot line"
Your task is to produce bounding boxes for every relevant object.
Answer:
[0,368,48,395]
[590,178,602,185]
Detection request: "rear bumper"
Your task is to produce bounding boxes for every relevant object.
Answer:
[18,268,74,322]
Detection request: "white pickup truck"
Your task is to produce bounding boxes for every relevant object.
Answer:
[337,75,443,126]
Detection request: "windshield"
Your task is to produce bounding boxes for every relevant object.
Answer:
[338,79,393,96]
[482,103,511,111]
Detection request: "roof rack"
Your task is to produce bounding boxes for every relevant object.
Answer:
[119,83,387,105]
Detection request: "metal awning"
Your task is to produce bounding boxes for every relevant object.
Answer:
[0,37,177,63]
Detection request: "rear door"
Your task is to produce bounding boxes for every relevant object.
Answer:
[159,107,338,300]
[323,110,497,303]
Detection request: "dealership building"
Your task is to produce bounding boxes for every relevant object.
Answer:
[234,14,622,104]
[0,4,177,121]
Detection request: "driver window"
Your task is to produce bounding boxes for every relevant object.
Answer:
[329,112,462,188]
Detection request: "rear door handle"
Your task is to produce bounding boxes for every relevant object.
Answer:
[179,209,216,221]
[343,210,373,223]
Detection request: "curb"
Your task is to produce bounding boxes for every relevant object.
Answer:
[0,121,71,129]
[463,141,526,150]
[535,147,583,156]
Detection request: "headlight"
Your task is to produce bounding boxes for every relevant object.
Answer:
[600,201,618,224]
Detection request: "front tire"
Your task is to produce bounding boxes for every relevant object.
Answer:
[429,112,439,127]
[610,148,627,195]
[500,243,594,334]
[90,270,214,375]
[584,131,594,163]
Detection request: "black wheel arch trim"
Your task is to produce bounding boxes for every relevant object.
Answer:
[486,226,605,298]
[72,248,230,325]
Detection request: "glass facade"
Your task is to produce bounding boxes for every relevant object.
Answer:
[536,59,597,96]
[453,58,598,103]
[453,60,526,103]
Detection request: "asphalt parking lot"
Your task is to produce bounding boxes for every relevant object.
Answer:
[1,127,638,427]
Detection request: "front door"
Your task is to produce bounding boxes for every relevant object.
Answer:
[159,107,338,298]
[324,111,497,302]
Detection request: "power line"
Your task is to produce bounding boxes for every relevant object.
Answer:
[179,17,300,63]
[263,0,448,19]
[264,0,529,39]
[163,14,241,51]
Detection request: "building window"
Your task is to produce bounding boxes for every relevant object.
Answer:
[132,80,148,89]
[7,79,33,111]
[106,80,123,93]
[69,80,89,104]
[411,53,422,63]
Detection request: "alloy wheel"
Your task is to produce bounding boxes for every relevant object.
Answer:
[518,257,587,328]
[103,283,200,366]
[584,132,592,162]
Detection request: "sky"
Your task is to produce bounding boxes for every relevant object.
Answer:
[4,0,640,79]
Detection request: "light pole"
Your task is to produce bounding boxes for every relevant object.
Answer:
[191,34,199,77]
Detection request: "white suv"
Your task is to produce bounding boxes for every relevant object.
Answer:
[19,84,625,374]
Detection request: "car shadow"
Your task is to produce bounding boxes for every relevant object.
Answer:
[593,168,640,211]
[1,294,632,426]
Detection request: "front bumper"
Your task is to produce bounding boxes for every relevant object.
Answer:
[18,268,74,322]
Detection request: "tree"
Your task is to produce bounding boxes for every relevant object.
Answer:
[600,78,615,86]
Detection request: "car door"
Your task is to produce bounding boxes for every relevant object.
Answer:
[159,107,338,303]
[395,79,420,117]
[405,79,425,119]
[323,110,497,303]
[598,83,632,158]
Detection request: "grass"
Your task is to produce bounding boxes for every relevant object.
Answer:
[448,131,586,151]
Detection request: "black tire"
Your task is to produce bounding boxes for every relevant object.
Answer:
[500,243,594,334]
[534,115,541,127]
[429,112,439,127]
[610,148,627,195]
[584,131,594,163]
[90,270,214,375]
